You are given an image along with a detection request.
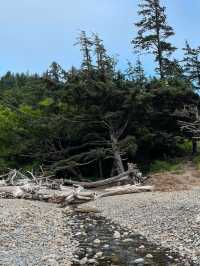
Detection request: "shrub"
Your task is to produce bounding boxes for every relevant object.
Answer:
[149,159,181,173]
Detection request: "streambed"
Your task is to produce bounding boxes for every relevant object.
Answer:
[68,212,191,266]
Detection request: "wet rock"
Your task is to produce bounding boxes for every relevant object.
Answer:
[94,252,103,258]
[88,258,97,264]
[94,239,101,244]
[113,231,121,239]
[145,253,153,259]
[123,238,133,243]
[79,257,88,265]
[134,258,145,264]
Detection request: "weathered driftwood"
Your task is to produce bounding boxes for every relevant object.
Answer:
[98,185,154,198]
[63,168,140,188]
[0,184,96,205]
[63,186,96,206]
[0,165,150,206]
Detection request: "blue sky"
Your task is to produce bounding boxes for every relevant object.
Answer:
[1,0,200,75]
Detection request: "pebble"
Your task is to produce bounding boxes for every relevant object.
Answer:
[94,252,103,258]
[88,258,97,264]
[134,258,145,264]
[94,239,101,244]
[145,253,153,259]
[113,231,121,239]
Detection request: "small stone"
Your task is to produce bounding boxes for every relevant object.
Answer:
[111,255,120,263]
[134,258,145,264]
[94,252,103,258]
[145,254,153,259]
[113,231,121,239]
[139,245,145,249]
[94,239,101,244]
[88,258,97,264]
[195,249,200,256]
[79,257,88,265]
[123,238,133,242]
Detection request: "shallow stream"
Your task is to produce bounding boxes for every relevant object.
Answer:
[68,212,193,266]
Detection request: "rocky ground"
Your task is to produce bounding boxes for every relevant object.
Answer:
[94,188,200,265]
[1,173,200,265]
[69,211,186,266]
[0,199,77,266]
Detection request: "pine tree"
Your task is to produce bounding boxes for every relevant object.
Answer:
[75,31,93,77]
[183,41,200,89]
[45,62,66,83]
[126,58,146,86]
[132,0,176,79]
[93,33,115,81]
[133,58,146,84]
[163,59,184,80]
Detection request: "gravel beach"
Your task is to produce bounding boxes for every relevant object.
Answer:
[95,188,200,265]
[1,188,200,265]
[0,199,77,266]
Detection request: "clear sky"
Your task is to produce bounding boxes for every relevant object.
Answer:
[1,0,200,75]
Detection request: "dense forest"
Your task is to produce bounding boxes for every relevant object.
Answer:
[1,0,200,180]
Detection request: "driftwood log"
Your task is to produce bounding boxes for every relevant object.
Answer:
[98,184,154,198]
[63,164,142,188]
[0,165,152,206]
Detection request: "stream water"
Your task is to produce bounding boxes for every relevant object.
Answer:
[68,212,193,266]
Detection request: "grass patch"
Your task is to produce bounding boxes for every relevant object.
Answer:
[192,155,200,170]
[149,159,182,174]
[177,140,193,155]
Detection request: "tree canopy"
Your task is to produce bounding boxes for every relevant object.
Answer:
[0,2,200,179]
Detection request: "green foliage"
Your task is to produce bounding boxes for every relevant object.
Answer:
[177,140,193,155]
[149,160,181,173]
[132,0,176,78]
[193,155,200,170]
[0,30,199,179]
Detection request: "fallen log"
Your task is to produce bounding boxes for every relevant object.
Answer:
[63,170,135,188]
[0,185,71,201]
[98,185,154,198]
[0,184,96,206]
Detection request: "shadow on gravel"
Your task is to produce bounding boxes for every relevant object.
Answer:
[66,212,193,266]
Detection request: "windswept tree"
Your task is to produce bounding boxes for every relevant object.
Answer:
[183,41,200,89]
[93,33,115,81]
[75,31,94,77]
[132,0,176,79]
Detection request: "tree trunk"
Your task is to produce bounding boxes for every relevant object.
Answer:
[192,139,198,155]
[155,5,164,79]
[110,133,125,174]
[98,159,103,179]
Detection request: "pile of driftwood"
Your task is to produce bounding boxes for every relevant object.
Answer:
[0,164,153,206]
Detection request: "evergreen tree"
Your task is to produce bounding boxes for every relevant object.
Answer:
[183,41,200,89]
[132,0,176,79]
[93,33,115,81]
[133,58,146,85]
[45,62,66,83]
[163,59,184,80]
[75,31,93,77]
[126,58,146,86]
